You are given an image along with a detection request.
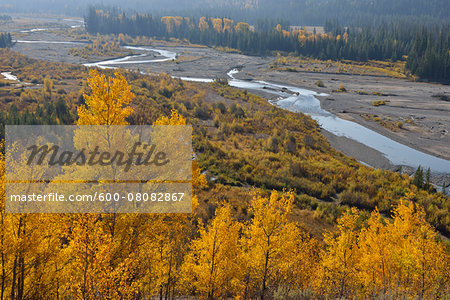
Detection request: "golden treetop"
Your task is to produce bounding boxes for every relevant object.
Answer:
[78,69,135,125]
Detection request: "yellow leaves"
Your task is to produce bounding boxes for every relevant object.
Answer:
[320,208,360,298]
[161,16,186,33]
[43,77,53,94]
[117,33,126,45]
[192,159,207,188]
[319,199,449,298]
[198,17,209,31]
[240,190,314,297]
[234,22,250,33]
[154,108,186,125]
[78,69,134,125]
[211,18,223,33]
[223,18,234,32]
[336,206,359,232]
[182,190,319,299]
[2,54,449,299]
[153,109,207,189]
[249,190,293,232]
[181,204,242,298]
[343,31,349,42]
[197,17,238,33]
[321,33,330,40]
[66,213,140,299]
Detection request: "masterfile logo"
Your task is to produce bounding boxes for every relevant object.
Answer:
[5,125,193,213]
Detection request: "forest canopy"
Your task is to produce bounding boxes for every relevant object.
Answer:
[0,33,12,48]
[85,9,450,81]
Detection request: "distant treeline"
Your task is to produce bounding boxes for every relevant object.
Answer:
[406,27,450,81]
[0,33,12,48]
[167,0,450,26]
[86,8,450,81]
[0,15,12,21]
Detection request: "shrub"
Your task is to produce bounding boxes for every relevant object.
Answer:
[333,84,347,92]
[213,115,220,128]
[213,78,228,85]
[372,100,387,106]
[194,106,210,119]
[267,136,279,153]
[216,102,226,114]
[315,80,325,87]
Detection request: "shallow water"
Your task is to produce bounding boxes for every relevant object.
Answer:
[15,40,87,45]
[225,70,450,173]
[1,72,19,81]
[84,46,177,68]
[20,28,48,33]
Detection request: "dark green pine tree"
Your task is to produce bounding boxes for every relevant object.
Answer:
[413,166,424,189]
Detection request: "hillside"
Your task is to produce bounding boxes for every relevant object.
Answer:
[0,48,448,298]
[0,48,448,236]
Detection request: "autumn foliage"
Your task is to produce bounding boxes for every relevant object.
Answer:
[0,69,448,299]
[78,69,134,125]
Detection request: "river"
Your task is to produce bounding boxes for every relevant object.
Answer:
[13,38,450,174]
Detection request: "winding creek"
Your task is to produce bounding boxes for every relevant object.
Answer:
[12,39,450,174]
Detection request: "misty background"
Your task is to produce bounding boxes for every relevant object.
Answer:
[0,0,449,25]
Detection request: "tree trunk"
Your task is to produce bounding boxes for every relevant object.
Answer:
[10,256,17,300]
[165,252,173,300]
[17,253,24,300]
[208,232,217,300]
[11,217,23,300]
[260,244,270,300]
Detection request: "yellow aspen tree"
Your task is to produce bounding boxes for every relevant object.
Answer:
[212,18,223,33]
[234,22,250,33]
[174,16,184,28]
[66,214,118,299]
[343,31,349,42]
[241,190,295,300]
[274,223,319,296]
[43,77,53,98]
[78,69,134,125]
[319,208,360,298]
[223,18,234,32]
[65,69,139,299]
[153,108,206,191]
[161,16,177,33]
[133,213,189,298]
[117,33,126,45]
[0,142,64,299]
[181,205,242,299]
[386,197,449,298]
[198,17,209,31]
[357,209,394,298]
[133,109,204,298]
